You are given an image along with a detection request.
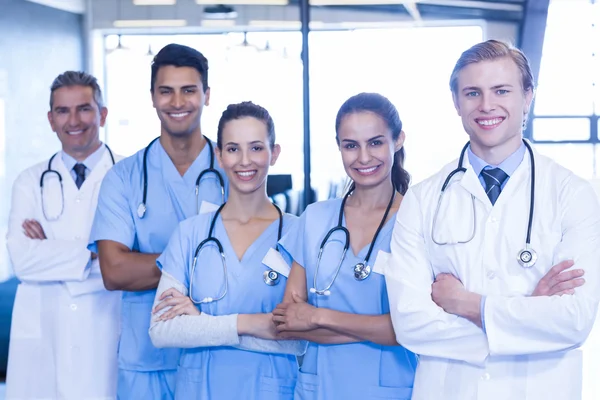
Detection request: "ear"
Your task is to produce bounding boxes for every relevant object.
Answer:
[99,107,108,128]
[523,88,534,116]
[47,111,57,133]
[204,88,211,107]
[270,144,281,166]
[150,89,157,109]
[215,145,224,170]
[395,130,406,152]
[452,92,461,116]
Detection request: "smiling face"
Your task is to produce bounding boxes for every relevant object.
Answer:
[47,85,106,159]
[337,111,403,190]
[453,56,533,161]
[151,65,210,138]
[217,116,280,195]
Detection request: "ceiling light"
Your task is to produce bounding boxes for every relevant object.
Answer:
[133,0,177,4]
[113,19,187,27]
[196,0,287,5]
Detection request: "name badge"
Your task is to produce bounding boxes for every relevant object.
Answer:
[262,248,291,277]
[199,200,220,214]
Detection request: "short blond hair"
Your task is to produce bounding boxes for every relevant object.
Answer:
[449,40,535,95]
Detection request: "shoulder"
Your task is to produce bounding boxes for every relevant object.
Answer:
[303,198,343,217]
[14,159,49,187]
[535,153,597,203]
[178,212,214,235]
[408,158,459,199]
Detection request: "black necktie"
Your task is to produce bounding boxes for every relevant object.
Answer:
[73,163,86,189]
[481,168,508,205]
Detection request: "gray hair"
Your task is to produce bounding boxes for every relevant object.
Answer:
[49,71,105,110]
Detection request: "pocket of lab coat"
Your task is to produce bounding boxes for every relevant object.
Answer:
[11,284,42,338]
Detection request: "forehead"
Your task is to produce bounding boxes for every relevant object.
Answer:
[51,85,96,108]
[222,117,268,141]
[456,56,522,89]
[155,65,203,88]
[338,111,390,138]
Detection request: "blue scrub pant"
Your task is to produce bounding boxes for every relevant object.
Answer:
[118,369,176,400]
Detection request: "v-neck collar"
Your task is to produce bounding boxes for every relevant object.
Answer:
[341,211,396,260]
[215,216,280,265]
[154,139,212,185]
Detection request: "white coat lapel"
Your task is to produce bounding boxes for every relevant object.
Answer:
[459,159,490,206]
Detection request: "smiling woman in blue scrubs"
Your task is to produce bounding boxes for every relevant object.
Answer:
[149,101,304,400]
[273,93,417,400]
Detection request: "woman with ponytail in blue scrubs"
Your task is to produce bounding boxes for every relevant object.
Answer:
[149,101,304,400]
[273,93,417,400]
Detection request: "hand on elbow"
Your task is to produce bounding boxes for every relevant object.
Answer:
[531,260,585,297]
[152,288,200,321]
[272,293,319,332]
[431,273,467,314]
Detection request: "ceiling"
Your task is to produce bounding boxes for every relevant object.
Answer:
[27,0,528,29]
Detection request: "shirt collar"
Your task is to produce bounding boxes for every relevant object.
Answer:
[467,141,526,177]
[61,143,106,172]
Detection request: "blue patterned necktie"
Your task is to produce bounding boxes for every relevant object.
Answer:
[481,168,508,205]
[73,163,86,189]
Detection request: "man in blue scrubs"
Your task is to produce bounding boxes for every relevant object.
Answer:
[89,43,227,400]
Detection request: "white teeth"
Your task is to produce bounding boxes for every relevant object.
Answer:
[170,112,189,118]
[67,130,84,135]
[237,171,256,177]
[477,118,503,126]
[358,166,378,173]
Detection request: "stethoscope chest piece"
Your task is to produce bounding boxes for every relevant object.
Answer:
[263,270,280,286]
[353,262,371,281]
[517,247,537,268]
[137,203,147,219]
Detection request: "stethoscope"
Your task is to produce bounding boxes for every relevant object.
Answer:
[136,135,226,219]
[40,144,115,221]
[310,186,396,296]
[188,202,284,304]
[431,139,537,268]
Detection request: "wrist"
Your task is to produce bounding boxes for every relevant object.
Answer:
[457,291,482,327]
[312,307,327,329]
[237,314,251,336]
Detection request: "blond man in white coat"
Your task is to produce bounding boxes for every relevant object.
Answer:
[6,71,121,400]
[385,40,600,400]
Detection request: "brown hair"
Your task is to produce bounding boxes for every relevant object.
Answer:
[449,40,535,95]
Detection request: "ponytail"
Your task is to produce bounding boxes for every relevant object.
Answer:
[392,148,410,195]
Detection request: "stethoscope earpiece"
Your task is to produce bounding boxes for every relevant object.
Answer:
[137,203,147,219]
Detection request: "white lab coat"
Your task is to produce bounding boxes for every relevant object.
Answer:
[5,148,122,400]
[385,147,600,400]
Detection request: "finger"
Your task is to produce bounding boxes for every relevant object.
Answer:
[546,260,575,279]
[273,304,288,313]
[272,308,286,316]
[552,289,576,296]
[22,221,41,239]
[292,293,305,303]
[548,269,584,288]
[272,315,287,324]
[159,288,184,300]
[549,278,585,295]
[160,304,186,321]
[27,221,46,239]
[153,297,186,313]
[275,323,289,332]
[22,228,35,239]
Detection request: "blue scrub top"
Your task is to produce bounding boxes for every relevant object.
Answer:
[157,211,299,400]
[88,139,227,372]
[279,198,417,400]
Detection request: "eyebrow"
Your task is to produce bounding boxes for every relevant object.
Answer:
[157,84,199,90]
[54,103,93,111]
[462,84,514,92]
[341,134,385,143]
[225,140,266,146]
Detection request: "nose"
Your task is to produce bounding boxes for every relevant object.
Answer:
[358,146,371,165]
[478,92,495,113]
[171,92,184,109]
[68,110,81,127]
[240,149,251,166]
